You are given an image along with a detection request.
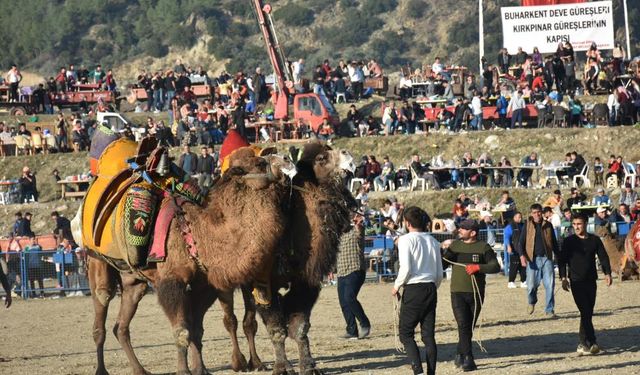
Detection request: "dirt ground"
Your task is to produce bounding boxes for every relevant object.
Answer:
[0,276,639,375]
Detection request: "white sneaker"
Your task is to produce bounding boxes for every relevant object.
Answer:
[520,282,527,288]
[508,282,517,289]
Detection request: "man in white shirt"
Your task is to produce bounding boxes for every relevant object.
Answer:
[470,92,483,130]
[392,206,443,375]
[507,90,526,129]
[291,58,305,91]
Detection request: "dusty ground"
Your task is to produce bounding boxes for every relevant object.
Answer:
[0,276,638,375]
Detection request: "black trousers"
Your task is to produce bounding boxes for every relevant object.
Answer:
[451,289,485,357]
[337,270,370,336]
[399,283,437,375]
[570,280,597,346]
[508,255,526,283]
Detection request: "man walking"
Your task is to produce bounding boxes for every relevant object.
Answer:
[504,212,527,289]
[392,207,443,375]
[560,215,612,355]
[518,203,559,316]
[336,213,371,340]
[443,219,500,371]
[196,146,214,193]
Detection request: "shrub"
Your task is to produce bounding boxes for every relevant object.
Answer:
[273,4,315,27]
[405,0,426,19]
[362,0,397,15]
[141,39,168,58]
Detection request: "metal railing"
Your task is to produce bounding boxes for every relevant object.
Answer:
[0,250,89,299]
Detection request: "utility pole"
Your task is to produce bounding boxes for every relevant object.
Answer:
[623,0,632,59]
[479,0,484,74]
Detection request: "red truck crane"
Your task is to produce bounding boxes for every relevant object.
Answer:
[251,0,339,133]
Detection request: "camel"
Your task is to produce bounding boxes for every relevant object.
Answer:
[254,143,357,375]
[622,221,640,280]
[83,151,297,375]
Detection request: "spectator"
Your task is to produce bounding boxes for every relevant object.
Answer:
[593,157,604,186]
[365,155,382,184]
[380,199,398,222]
[495,92,508,128]
[5,64,22,102]
[373,156,395,191]
[543,189,563,213]
[51,211,74,244]
[542,206,562,232]
[631,199,640,221]
[196,146,214,193]
[452,199,469,225]
[317,119,335,143]
[382,102,398,136]
[495,190,516,221]
[20,212,35,237]
[470,91,483,130]
[19,166,38,203]
[178,145,198,179]
[55,113,68,152]
[618,204,631,223]
[504,212,527,289]
[560,208,575,238]
[619,183,637,206]
[507,90,526,129]
[517,203,559,317]
[566,187,587,209]
[591,188,610,206]
[24,236,45,298]
[336,212,370,340]
[346,105,360,137]
[605,154,621,183]
[12,212,24,237]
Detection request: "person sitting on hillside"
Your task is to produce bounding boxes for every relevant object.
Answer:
[543,189,563,214]
[517,151,539,187]
[452,198,469,225]
[365,155,382,184]
[591,188,611,207]
[605,154,621,183]
[374,156,395,191]
[317,119,335,143]
[368,59,383,78]
[431,57,444,75]
[566,187,587,209]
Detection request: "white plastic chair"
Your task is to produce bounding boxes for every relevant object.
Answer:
[410,166,426,191]
[350,178,365,193]
[623,162,637,189]
[335,92,346,103]
[572,164,591,188]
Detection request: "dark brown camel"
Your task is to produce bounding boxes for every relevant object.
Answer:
[255,143,357,375]
[84,152,295,375]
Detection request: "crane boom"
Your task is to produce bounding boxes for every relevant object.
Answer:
[251,0,290,119]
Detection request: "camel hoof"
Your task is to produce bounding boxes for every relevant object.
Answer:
[231,353,248,372]
[190,367,210,375]
[95,368,110,375]
[248,358,268,372]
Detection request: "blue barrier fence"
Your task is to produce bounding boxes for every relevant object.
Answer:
[0,250,89,299]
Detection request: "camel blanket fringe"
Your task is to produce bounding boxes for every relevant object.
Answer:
[391,258,487,354]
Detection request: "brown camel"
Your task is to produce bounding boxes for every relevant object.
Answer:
[85,152,296,375]
[255,142,357,375]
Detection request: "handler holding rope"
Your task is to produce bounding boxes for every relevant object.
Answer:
[391,206,443,375]
[442,219,500,372]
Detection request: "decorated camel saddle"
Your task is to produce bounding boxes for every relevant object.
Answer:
[81,136,203,270]
[622,221,640,280]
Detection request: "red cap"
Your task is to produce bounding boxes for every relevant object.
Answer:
[219,130,249,162]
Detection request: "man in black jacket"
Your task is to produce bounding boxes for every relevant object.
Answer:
[197,146,215,193]
[560,215,611,355]
[178,145,198,179]
[51,211,74,244]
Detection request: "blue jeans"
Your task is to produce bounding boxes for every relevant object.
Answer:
[337,270,370,336]
[166,90,176,110]
[385,119,398,135]
[511,108,523,128]
[153,89,164,111]
[471,114,482,130]
[526,256,555,313]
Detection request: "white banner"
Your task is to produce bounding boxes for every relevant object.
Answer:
[501,1,614,54]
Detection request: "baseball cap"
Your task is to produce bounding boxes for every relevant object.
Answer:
[596,206,607,214]
[459,219,479,231]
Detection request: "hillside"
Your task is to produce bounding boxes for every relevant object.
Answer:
[2,126,639,236]
[1,0,639,83]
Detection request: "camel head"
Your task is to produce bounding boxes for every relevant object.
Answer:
[312,148,356,184]
[263,153,297,182]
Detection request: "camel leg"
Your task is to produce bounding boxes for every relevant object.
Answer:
[188,285,217,375]
[258,302,290,375]
[241,286,267,371]
[285,285,321,375]
[219,289,248,372]
[157,277,193,375]
[112,273,150,375]
[89,258,117,375]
